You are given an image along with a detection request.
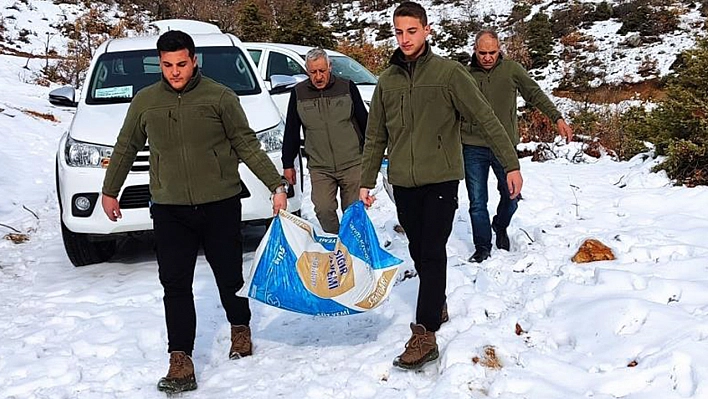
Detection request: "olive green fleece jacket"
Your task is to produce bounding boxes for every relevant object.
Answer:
[462,55,562,147]
[360,45,519,189]
[102,71,282,205]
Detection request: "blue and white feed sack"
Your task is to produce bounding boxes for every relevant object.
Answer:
[238,201,402,316]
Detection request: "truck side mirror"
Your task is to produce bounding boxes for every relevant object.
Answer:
[49,86,78,107]
[269,74,307,95]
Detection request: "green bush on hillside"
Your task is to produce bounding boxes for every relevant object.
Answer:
[551,2,596,39]
[615,0,679,37]
[272,0,336,48]
[622,39,708,185]
[525,12,554,69]
[235,0,273,42]
[508,3,531,24]
[660,139,708,186]
[570,105,648,161]
[434,17,480,56]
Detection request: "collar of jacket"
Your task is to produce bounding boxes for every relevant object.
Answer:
[390,42,433,71]
[160,66,203,94]
[470,53,504,73]
[305,72,338,92]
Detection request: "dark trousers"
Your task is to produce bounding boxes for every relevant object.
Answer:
[151,195,249,356]
[393,180,458,332]
[463,145,519,252]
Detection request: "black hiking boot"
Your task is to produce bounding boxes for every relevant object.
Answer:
[468,248,491,263]
[492,224,510,251]
[157,351,197,393]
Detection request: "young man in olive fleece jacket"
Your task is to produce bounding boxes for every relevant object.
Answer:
[100,30,288,394]
[282,48,368,234]
[358,2,523,370]
[463,29,573,263]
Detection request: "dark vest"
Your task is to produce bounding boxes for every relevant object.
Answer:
[295,76,362,171]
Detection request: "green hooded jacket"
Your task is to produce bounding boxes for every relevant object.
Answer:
[360,45,519,189]
[462,55,562,147]
[102,71,282,205]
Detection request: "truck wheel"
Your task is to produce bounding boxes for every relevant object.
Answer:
[60,221,116,267]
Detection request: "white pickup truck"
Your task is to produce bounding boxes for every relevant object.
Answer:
[49,20,303,266]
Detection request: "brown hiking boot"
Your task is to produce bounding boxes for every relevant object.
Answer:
[441,302,449,324]
[229,325,253,359]
[392,323,439,370]
[156,351,197,393]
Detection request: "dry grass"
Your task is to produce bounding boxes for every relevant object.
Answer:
[472,346,503,369]
[583,140,605,158]
[519,108,557,143]
[22,109,58,122]
[560,31,593,48]
[503,32,532,70]
[336,41,394,75]
[516,143,560,163]
[554,78,666,104]
[4,233,30,244]
[0,43,55,58]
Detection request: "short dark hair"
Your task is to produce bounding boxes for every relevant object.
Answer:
[393,1,428,26]
[156,30,195,58]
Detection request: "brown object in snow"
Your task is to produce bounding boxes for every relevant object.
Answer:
[572,239,616,263]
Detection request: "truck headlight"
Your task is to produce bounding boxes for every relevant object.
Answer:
[256,121,284,153]
[65,136,113,168]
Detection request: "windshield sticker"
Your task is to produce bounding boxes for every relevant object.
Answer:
[95,86,133,99]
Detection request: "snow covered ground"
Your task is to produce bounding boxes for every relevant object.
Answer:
[2,48,708,399]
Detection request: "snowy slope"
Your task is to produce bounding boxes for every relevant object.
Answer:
[2,1,708,398]
[1,51,708,398]
[341,0,706,110]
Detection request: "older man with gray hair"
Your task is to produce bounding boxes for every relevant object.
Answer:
[281,48,368,233]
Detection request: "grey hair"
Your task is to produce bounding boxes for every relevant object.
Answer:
[305,48,330,65]
[474,29,500,47]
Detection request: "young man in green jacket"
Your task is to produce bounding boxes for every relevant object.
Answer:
[463,29,573,263]
[101,30,288,393]
[359,2,523,370]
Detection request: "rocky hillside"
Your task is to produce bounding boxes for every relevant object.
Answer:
[1,0,705,103]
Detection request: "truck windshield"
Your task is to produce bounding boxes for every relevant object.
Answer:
[330,56,378,85]
[87,46,261,104]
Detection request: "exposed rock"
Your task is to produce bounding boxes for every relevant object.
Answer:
[624,34,642,48]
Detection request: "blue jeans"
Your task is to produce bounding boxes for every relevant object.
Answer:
[463,145,519,252]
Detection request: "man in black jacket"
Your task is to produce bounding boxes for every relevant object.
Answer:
[282,48,368,234]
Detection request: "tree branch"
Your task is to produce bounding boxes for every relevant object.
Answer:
[23,205,39,220]
[0,223,21,233]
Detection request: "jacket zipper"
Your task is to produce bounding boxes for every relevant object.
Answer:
[177,93,194,204]
[400,94,405,127]
[322,92,337,172]
[408,67,417,187]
